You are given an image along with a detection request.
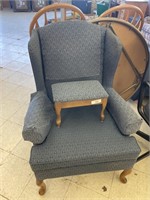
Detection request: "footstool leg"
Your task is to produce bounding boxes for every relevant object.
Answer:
[54,103,62,127]
[36,179,46,195]
[100,98,108,122]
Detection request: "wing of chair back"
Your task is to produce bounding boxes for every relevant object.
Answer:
[28,29,45,92]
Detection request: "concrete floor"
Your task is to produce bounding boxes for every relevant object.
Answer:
[0,8,150,200]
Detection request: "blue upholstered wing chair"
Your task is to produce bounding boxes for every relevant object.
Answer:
[22,21,142,195]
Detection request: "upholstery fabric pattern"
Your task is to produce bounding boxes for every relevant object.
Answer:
[34,160,137,180]
[52,80,109,102]
[28,30,46,91]
[103,29,122,87]
[27,21,141,181]
[38,21,105,82]
[30,106,140,172]
[106,88,143,135]
[22,91,55,144]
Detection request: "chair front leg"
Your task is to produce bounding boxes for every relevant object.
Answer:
[36,178,46,195]
[120,169,132,184]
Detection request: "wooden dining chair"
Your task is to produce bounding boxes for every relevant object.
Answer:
[99,4,144,31]
[29,3,86,36]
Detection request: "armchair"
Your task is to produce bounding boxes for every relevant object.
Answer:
[23,21,142,195]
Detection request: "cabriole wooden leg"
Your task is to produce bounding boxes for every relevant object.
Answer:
[54,103,62,127]
[36,179,46,195]
[100,98,108,122]
[120,169,132,184]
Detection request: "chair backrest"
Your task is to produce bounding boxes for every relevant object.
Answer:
[99,4,144,30]
[29,21,122,101]
[29,3,86,35]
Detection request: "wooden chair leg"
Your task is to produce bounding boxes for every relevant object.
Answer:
[36,179,46,195]
[54,103,62,127]
[100,98,108,122]
[120,169,132,184]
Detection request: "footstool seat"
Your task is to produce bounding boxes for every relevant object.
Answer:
[52,80,109,127]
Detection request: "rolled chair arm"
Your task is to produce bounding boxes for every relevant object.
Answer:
[22,91,55,144]
[105,88,143,136]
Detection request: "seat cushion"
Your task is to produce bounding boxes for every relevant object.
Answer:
[30,105,140,172]
[52,80,108,102]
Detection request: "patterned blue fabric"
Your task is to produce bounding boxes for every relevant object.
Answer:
[103,29,122,87]
[27,21,141,181]
[34,160,137,180]
[28,30,45,92]
[106,88,143,135]
[52,80,108,102]
[30,106,140,173]
[22,91,55,144]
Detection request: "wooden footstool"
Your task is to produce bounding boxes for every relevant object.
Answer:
[52,80,109,127]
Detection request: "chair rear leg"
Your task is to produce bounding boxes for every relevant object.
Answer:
[36,179,46,195]
[120,169,132,184]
